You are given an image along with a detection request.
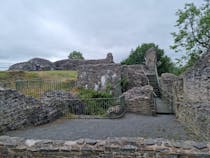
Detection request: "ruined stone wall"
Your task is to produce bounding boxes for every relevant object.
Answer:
[54,53,114,70]
[9,53,114,71]
[0,136,209,158]
[175,102,210,141]
[122,85,155,115]
[181,51,210,103]
[121,65,148,90]
[0,89,77,134]
[77,64,122,96]
[172,51,210,141]
[9,58,55,71]
[160,73,177,113]
[77,64,150,96]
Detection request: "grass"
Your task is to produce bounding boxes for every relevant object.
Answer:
[0,70,77,83]
[0,70,77,98]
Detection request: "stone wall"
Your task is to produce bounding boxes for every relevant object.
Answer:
[9,58,55,71]
[122,85,155,115]
[172,51,210,141]
[160,73,177,113]
[175,102,210,141]
[9,53,114,71]
[55,53,114,70]
[0,89,78,134]
[181,51,210,103]
[121,65,148,91]
[0,136,209,158]
[77,64,122,96]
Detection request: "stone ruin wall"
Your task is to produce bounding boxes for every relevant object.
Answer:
[54,53,114,70]
[159,73,178,113]
[122,85,155,115]
[77,64,122,97]
[77,63,156,115]
[0,136,209,158]
[160,51,210,141]
[0,89,85,134]
[76,49,158,115]
[9,53,114,71]
[180,51,210,103]
[121,65,148,90]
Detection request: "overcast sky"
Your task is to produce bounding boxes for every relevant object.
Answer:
[0,0,203,69]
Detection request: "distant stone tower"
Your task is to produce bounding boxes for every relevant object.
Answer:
[145,48,157,71]
[106,53,114,63]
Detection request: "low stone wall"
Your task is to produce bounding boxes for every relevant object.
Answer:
[0,136,209,158]
[122,85,155,115]
[0,89,79,134]
[0,89,47,133]
[175,102,210,141]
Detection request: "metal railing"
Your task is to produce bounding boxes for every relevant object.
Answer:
[48,96,126,118]
[14,79,76,98]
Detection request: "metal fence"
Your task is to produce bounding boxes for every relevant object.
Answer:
[14,79,76,98]
[1,79,126,118]
[61,96,125,118]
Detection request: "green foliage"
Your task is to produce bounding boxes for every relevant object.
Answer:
[172,53,200,75]
[78,88,112,99]
[68,51,84,60]
[120,77,129,92]
[78,88,114,115]
[171,0,210,64]
[121,43,175,75]
[105,82,112,93]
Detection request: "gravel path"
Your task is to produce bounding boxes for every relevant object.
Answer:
[6,114,195,140]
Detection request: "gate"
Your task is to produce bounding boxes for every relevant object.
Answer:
[155,88,174,114]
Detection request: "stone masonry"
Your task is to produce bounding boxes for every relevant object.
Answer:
[77,64,122,96]
[122,85,155,115]
[121,65,148,90]
[76,48,159,115]
[9,58,55,71]
[160,73,177,113]
[160,51,210,141]
[0,136,209,158]
[0,89,81,134]
[9,53,114,71]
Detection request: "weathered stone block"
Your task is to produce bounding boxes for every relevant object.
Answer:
[122,85,155,115]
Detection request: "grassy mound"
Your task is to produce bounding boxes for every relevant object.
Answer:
[0,70,77,83]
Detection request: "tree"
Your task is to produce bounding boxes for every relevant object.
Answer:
[68,51,84,60]
[171,0,210,65]
[121,43,175,75]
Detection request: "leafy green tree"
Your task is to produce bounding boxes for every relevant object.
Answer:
[171,0,210,64]
[121,43,175,75]
[68,51,84,60]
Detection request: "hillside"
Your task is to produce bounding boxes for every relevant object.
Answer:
[0,70,77,83]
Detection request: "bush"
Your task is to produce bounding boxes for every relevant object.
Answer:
[77,88,114,115]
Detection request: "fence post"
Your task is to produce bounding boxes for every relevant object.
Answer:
[15,80,20,90]
[120,95,125,110]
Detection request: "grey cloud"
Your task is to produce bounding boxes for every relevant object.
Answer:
[0,0,203,70]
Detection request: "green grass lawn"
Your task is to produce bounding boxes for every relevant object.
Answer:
[0,70,77,83]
